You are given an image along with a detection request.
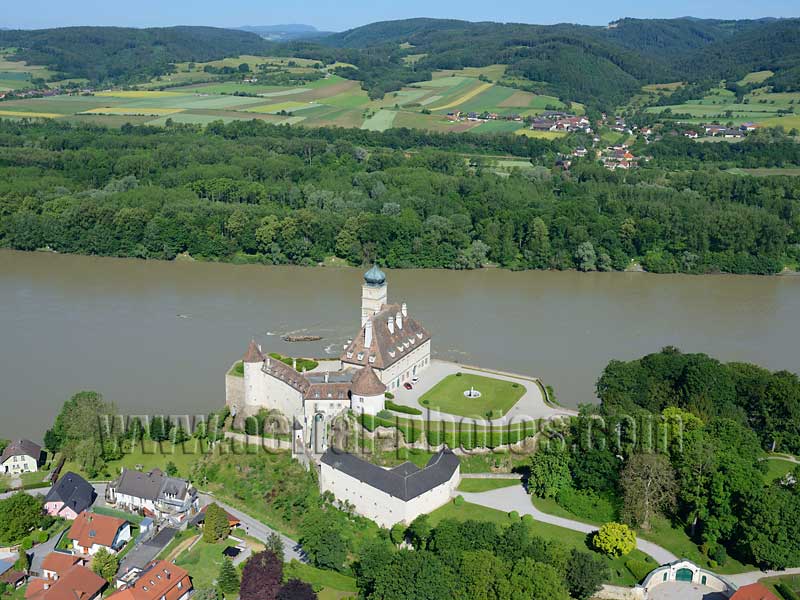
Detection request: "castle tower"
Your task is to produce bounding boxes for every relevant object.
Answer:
[361,264,387,326]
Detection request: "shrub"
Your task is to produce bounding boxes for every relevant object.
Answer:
[708,543,728,566]
[34,530,48,544]
[20,537,33,551]
[512,383,519,388]
[453,495,465,506]
[384,392,394,399]
[625,559,653,582]
[456,372,462,376]
[385,401,422,416]
[557,486,617,523]
[376,410,393,420]
[593,522,636,557]
[522,514,534,525]
[508,510,519,520]
[776,583,800,600]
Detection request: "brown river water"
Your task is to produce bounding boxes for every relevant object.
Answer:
[1,249,799,440]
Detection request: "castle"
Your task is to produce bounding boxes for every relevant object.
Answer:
[234,265,432,452]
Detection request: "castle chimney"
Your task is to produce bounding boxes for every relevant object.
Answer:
[387,316,394,334]
[266,357,271,368]
[401,302,407,317]
[396,311,403,330]
[364,320,373,348]
[292,358,297,371]
[324,371,329,383]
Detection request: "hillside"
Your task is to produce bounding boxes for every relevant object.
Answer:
[318,17,800,108]
[239,24,334,41]
[0,26,273,83]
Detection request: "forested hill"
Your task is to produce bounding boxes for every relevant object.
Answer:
[317,17,800,108]
[0,26,273,84]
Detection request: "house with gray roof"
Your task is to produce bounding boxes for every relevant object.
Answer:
[319,447,460,527]
[105,468,199,525]
[45,472,96,520]
[1,439,41,476]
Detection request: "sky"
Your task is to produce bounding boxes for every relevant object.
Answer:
[2,0,798,32]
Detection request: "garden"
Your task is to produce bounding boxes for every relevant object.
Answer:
[417,373,526,418]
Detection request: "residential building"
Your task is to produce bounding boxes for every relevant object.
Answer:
[106,469,199,524]
[319,447,461,527]
[67,511,131,556]
[1,440,41,475]
[109,561,191,600]
[44,472,96,520]
[25,564,105,600]
[40,553,84,581]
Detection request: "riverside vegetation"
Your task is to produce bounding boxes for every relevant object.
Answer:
[0,120,798,275]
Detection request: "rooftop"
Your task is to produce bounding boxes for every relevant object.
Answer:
[0,439,41,463]
[321,447,459,501]
[67,511,127,549]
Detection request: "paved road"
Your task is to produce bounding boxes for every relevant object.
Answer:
[198,493,305,563]
[388,359,576,423]
[460,484,679,565]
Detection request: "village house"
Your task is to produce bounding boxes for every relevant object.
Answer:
[41,553,84,581]
[26,564,105,600]
[44,472,96,520]
[319,447,461,527]
[106,469,199,524]
[189,505,241,529]
[572,146,588,157]
[67,511,131,556]
[109,561,192,600]
[1,440,41,475]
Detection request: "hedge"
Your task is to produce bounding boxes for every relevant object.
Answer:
[626,559,654,582]
[777,584,800,600]
[385,401,423,416]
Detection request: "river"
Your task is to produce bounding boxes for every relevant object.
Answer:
[1,249,799,440]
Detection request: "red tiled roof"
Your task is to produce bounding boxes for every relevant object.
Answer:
[242,339,265,363]
[26,565,105,600]
[40,553,81,577]
[341,304,430,370]
[351,365,387,396]
[730,583,780,600]
[67,511,127,549]
[108,561,191,600]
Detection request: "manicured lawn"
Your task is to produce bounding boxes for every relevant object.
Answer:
[764,458,798,482]
[428,500,654,586]
[174,537,232,590]
[531,496,755,575]
[92,505,144,526]
[457,478,520,492]
[284,561,358,598]
[761,573,800,599]
[418,373,525,418]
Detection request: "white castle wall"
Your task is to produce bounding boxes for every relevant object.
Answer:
[319,461,460,528]
[378,340,431,391]
[351,392,384,416]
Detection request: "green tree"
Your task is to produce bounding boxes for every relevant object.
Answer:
[203,503,230,544]
[620,453,677,530]
[0,493,44,543]
[91,547,119,582]
[566,550,609,600]
[575,241,597,271]
[529,446,571,498]
[407,514,431,550]
[217,557,240,596]
[593,522,636,557]
[266,531,285,564]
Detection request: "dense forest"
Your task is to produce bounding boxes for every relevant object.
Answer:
[0,120,798,274]
[3,18,799,108]
[555,347,800,570]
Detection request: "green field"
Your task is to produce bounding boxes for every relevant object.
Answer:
[456,478,521,492]
[418,373,526,418]
[361,109,397,131]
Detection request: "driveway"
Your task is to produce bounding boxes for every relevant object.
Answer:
[29,532,64,576]
[198,494,305,563]
[119,527,177,572]
[459,484,678,565]
[388,359,575,423]
[648,582,727,600]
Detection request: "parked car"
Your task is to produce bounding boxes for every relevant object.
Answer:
[403,382,413,390]
[412,376,419,383]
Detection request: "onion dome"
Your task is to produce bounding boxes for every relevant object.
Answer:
[363,264,386,287]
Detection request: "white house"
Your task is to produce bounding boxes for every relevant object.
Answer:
[105,468,199,524]
[319,447,461,527]
[67,511,131,556]
[0,440,41,475]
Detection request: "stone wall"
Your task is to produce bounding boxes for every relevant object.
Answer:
[225,369,245,427]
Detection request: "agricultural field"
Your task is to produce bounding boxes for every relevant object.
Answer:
[0,47,56,91]
[643,82,800,128]
[0,58,578,135]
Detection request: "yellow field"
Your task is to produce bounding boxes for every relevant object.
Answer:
[429,82,494,111]
[757,115,800,130]
[81,107,184,116]
[0,110,60,119]
[739,70,774,85]
[243,101,313,113]
[94,90,187,98]
[515,129,568,139]
[642,82,684,92]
